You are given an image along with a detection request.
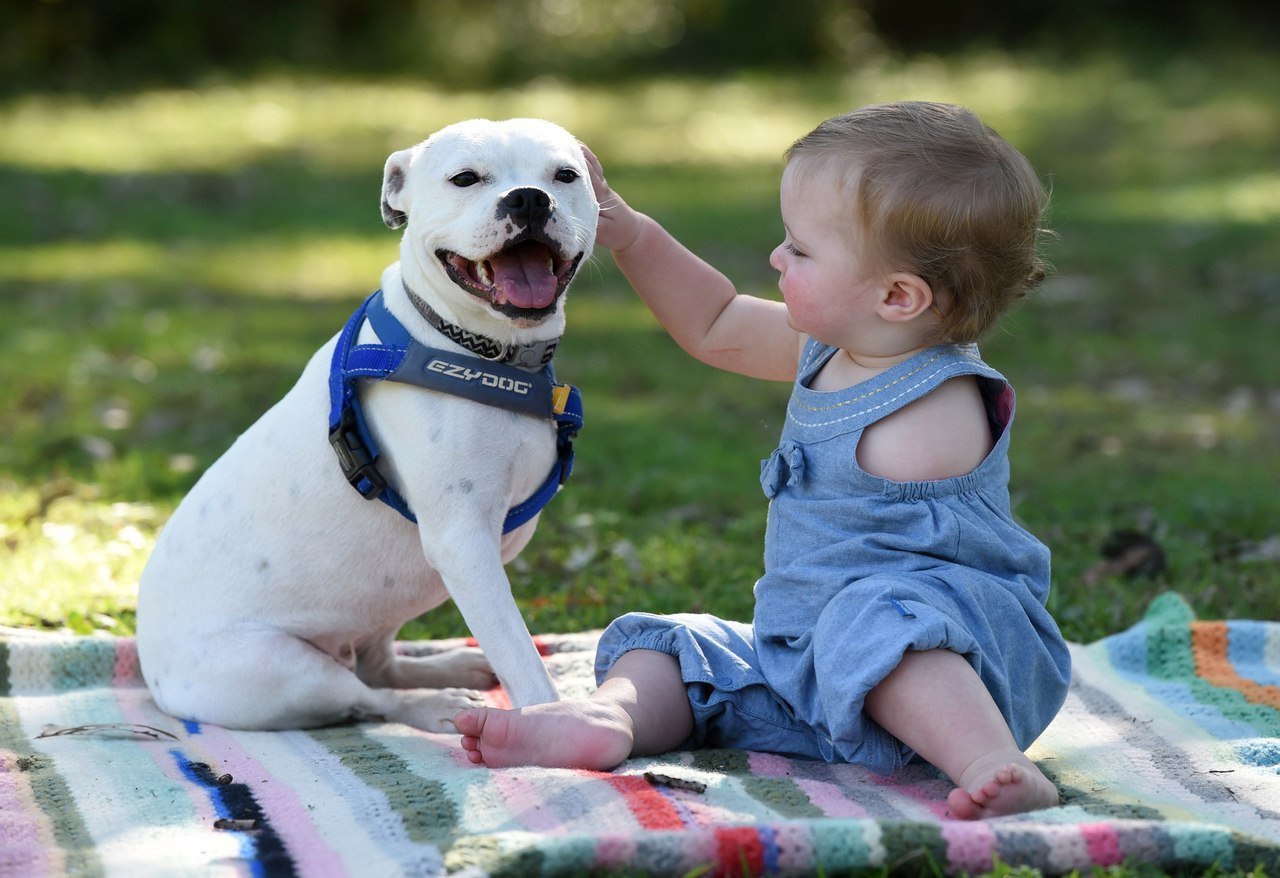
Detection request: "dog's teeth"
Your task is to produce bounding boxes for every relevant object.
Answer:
[476,262,492,286]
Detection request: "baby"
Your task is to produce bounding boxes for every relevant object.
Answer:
[455,101,1071,819]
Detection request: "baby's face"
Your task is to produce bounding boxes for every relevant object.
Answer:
[769,161,887,346]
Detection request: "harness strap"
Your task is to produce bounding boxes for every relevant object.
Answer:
[327,290,583,533]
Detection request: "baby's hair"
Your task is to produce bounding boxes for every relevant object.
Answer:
[785,101,1050,343]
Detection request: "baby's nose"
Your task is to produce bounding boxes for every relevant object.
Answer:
[768,245,785,271]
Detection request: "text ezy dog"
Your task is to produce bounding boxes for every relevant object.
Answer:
[427,358,534,395]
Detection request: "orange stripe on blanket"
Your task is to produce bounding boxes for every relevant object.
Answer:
[1192,621,1280,709]
[594,773,685,830]
[482,687,512,709]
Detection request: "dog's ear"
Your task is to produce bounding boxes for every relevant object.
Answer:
[380,147,414,229]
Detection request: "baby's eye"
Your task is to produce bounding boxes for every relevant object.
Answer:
[785,243,806,258]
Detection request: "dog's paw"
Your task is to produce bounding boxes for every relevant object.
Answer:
[437,647,499,691]
[391,647,498,690]
[394,687,488,733]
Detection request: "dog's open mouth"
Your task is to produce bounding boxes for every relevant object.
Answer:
[437,239,583,319]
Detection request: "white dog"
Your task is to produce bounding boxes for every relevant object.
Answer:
[135,118,598,732]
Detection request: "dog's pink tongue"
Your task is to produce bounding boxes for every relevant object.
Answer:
[490,242,558,309]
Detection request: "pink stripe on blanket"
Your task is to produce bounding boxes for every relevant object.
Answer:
[113,688,219,825]
[592,833,638,871]
[874,771,951,819]
[1081,822,1124,866]
[747,751,870,818]
[795,778,871,817]
[0,751,61,876]
[186,724,346,874]
[748,752,792,776]
[112,639,139,687]
[941,819,997,874]
[493,772,560,832]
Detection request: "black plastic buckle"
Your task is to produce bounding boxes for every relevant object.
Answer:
[555,437,575,486]
[328,407,387,499]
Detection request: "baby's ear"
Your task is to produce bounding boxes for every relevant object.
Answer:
[879,273,934,323]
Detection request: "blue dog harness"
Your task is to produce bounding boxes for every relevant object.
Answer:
[327,289,583,533]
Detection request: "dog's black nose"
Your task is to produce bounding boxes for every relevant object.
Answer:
[497,187,552,228]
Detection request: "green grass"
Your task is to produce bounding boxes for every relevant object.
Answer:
[2,51,1279,653]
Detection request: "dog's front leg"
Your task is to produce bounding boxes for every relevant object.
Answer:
[425,528,559,707]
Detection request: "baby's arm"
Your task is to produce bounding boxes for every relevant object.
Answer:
[584,146,799,381]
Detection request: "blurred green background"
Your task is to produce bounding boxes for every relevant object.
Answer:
[2,1,1278,643]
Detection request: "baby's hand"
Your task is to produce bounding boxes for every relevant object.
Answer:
[581,143,643,253]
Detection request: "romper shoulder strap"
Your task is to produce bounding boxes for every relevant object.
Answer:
[785,343,1005,437]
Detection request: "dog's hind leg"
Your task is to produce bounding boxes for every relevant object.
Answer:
[355,630,499,692]
[146,629,486,732]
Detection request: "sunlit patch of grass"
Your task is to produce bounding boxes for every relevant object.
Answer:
[0,485,156,634]
[0,75,811,175]
[0,80,487,173]
[10,55,1243,177]
[0,235,390,299]
[1091,171,1280,224]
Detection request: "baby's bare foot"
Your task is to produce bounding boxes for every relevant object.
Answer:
[454,700,634,769]
[947,751,1059,819]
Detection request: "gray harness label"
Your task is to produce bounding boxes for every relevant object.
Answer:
[427,359,534,395]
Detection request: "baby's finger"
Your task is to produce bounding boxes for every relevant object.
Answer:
[579,142,610,193]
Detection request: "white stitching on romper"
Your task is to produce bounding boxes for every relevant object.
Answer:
[788,361,975,428]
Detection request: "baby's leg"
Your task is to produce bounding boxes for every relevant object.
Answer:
[453,649,692,769]
[864,649,1058,819]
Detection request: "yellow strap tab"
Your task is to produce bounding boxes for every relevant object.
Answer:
[551,384,571,415]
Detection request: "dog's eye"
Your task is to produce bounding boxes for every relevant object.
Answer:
[450,171,482,187]
[554,168,579,184]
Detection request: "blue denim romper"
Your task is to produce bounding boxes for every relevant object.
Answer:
[596,342,1071,775]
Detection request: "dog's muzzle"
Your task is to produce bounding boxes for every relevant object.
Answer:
[436,188,584,322]
[436,240,582,322]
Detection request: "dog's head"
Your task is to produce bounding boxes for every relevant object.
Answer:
[381,118,598,333]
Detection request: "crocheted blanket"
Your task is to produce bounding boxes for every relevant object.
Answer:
[3,593,1279,877]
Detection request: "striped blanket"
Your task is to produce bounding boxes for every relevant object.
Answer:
[2,593,1279,876]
